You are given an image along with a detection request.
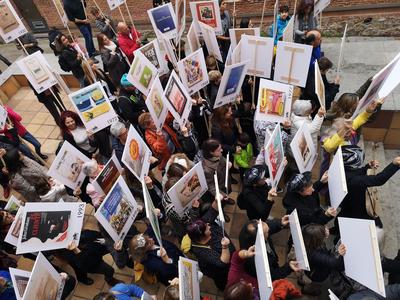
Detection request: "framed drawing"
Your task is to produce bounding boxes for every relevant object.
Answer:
[229,27,260,49]
[264,125,285,188]
[146,77,169,131]
[9,267,31,300]
[158,33,179,70]
[314,60,325,107]
[148,3,177,40]
[0,0,27,43]
[189,0,222,35]
[4,195,22,214]
[179,257,201,300]
[198,21,222,62]
[290,122,317,173]
[136,40,168,76]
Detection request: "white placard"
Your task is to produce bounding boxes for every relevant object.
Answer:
[328,289,340,300]
[225,152,229,191]
[314,60,326,108]
[314,0,331,17]
[229,27,260,49]
[107,0,125,10]
[121,124,152,181]
[231,39,242,65]
[23,253,64,300]
[214,60,249,109]
[16,51,57,94]
[264,125,285,188]
[189,0,222,35]
[95,176,139,243]
[255,78,293,123]
[199,21,222,62]
[274,41,313,88]
[282,16,294,43]
[52,0,68,27]
[47,141,90,190]
[289,209,310,271]
[146,77,169,131]
[17,202,86,254]
[179,257,201,300]
[0,0,27,43]
[328,146,348,209]
[148,3,178,40]
[290,123,318,173]
[167,162,208,217]
[214,172,225,225]
[127,50,159,97]
[175,0,186,43]
[163,70,193,127]
[255,221,273,300]
[9,267,31,300]
[338,217,385,297]
[5,206,24,247]
[4,194,22,213]
[0,105,7,132]
[336,23,347,75]
[136,40,169,76]
[142,181,163,247]
[187,22,201,53]
[158,33,178,70]
[241,35,274,78]
[68,82,118,133]
[177,48,209,95]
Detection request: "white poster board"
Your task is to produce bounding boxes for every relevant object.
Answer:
[52,0,68,27]
[163,70,193,127]
[146,77,169,131]
[107,0,125,10]
[214,60,249,109]
[289,209,310,271]
[4,194,22,213]
[336,23,347,75]
[23,253,64,300]
[177,48,209,95]
[338,217,385,297]
[175,0,186,43]
[148,3,178,40]
[0,0,27,43]
[314,60,326,108]
[229,27,260,49]
[9,267,31,300]
[16,202,86,254]
[290,123,318,173]
[142,181,163,248]
[179,257,201,300]
[282,16,294,43]
[127,50,159,97]
[189,0,222,35]
[231,39,242,65]
[5,206,24,247]
[95,176,139,243]
[199,21,222,62]
[159,33,178,70]
[255,78,293,123]
[167,162,208,217]
[187,22,201,53]
[274,41,313,88]
[68,82,118,133]
[328,146,348,209]
[314,0,331,17]
[255,221,273,300]
[214,172,225,227]
[121,124,152,181]
[47,141,90,190]
[136,40,169,76]
[17,51,57,94]
[264,125,285,188]
[241,35,274,78]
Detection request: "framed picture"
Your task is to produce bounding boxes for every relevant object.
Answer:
[314,60,325,107]
[142,181,163,247]
[214,60,249,109]
[17,51,57,94]
[69,82,118,133]
[189,0,222,35]
[179,257,201,300]
[93,154,122,195]
[289,209,310,271]
[146,77,169,131]
[290,122,317,173]
[264,125,285,188]
[52,0,68,27]
[0,0,27,43]
[148,2,177,40]
[177,48,209,95]
[255,221,273,300]
[95,176,139,243]
[229,27,260,50]
[167,162,208,217]
[4,195,22,213]
[187,22,201,53]
[16,202,86,254]
[199,21,222,62]
[106,0,125,10]
[47,141,90,190]
[122,124,152,181]
[9,268,31,300]
[5,206,24,247]
[163,70,192,127]
[136,40,168,76]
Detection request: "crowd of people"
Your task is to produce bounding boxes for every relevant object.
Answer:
[0,0,400,300]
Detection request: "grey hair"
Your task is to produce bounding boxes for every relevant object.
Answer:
[292,100,312,116]
[110,121,126,137]
[82,160,99,176]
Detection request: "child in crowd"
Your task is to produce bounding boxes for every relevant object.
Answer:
[234,132,254,179]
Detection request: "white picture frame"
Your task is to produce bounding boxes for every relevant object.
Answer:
[136,40,169,76]
[264,125,285,188]
[175,0,186,43]
[189,0,222,35]
[199,21,222,62]
[231,39,242,65]
[179,257,201,300]
[255,221,273,300]
[0,0,27,43]
[314,60,326,108]
[229,27,260,49]
[158,33,179,70]
[241,35,274,78]
[187,22,201,53]
[148,2,178,40]
[4,194,22,213]
[289,209,310,271]
[142,181,163,247]
[146,77,169,131]
[9,267,31,300]
[5,206,24,247]
[290,122,318,173]
[328,146,348,209]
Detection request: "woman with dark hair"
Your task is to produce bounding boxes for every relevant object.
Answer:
[211,104,238,155]
[224,280,254,300]
[294,0,318,43]
[326,93,359,120]
[239,17,252,28]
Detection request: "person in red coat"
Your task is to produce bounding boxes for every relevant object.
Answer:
[117,22,142,63]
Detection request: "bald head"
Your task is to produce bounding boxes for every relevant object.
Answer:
[117,22,129,34]
[305,30,322,47]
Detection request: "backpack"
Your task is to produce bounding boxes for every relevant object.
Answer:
[58,55,72,72]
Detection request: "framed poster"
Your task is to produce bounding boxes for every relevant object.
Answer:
[289,209,310,271]
[23,253,64,300]
[314,60,325,107]
[167,162,208,216]
[163,70,192,127]
[52,0,68,27]
[47,141,90,190]
[290,123,317,173]
[5,206,24,247]
[274,41,313,88]
[93,154,122,195]
[282,16,294,43]
[175,0,186,42]
[328,146,348,209]
[146,77,169,131]
[338,217,385,297]
[17,51,57,94]
[142,181,162,247]
[255,78,293,123]
[95,176,139,243]
[255,221,273,300]
[314,0,331,17]
[9,268,31,300]
[0,0,27,43]
[16,202,86,254]
[189,0,222,35]
[179,257,201,300]
[199,21,222,62]
[264,125,285,188]
[240,35,274,78]
[187,22,201,53]
[158,33,179,70]
[177,48,209,95]
[69,82,118,133]
[148,3,177,40]
[214,60,249,109]
[136,40,168,76]
[122,124,152,181]
[127,50,159,97]
[106,0,125,10]
[229,27,260,49]
[4,195,22,213]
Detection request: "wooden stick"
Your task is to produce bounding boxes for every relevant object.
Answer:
[124,1,137,33]
[80,0,87,19]
[118,6,126,23]
[259,0,267,31]
[319,12,322,29]
[233,0,236,29]
[16,38,29,56]
[92,0,118,37]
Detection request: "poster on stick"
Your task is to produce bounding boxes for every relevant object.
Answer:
[93,154,122,195]
[146,77,169,131]
[289,209,310,270]
[148,3,177,40]
[187,22,201,53]
[264,125,285,188]
[4,195,22,213]
[107,0,125,10]
[255,221,273,300]
[290,122,318,173]
[5,206,24,247]
[142,181,163,247]
[189,0,222,35]
[9,267,31,300]
[314,60,325,108]
[175,0,186,42]
[179,257,201,300]
[241,34,274,78]
[229,27,260,49]
[0,0,27,43]
[314,0,331,17]
[282,17,294,43]
[199,21,222,62]
[136,40,168,76]
[328,146,348,209]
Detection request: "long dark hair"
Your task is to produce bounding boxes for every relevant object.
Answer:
[296,0,314,17]
[55,33,68,53]
[59,110,85,137]
[212,105,234,134]
[186,219,207,242]
[4,148,24,174]
[302,223,327,254]
[96,33,107,51]
[328,93,359,119]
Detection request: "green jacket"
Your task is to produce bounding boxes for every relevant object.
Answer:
[233,144,253,168]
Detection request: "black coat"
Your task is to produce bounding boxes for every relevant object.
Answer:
[100,47,129,88]
[306,247,345,282]
[60,46,84,79]
[239,184,274,221]
[117,91,147,125]
[322,74,340,110]
[211,122,237,155]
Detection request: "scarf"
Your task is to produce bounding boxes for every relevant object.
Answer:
[104,42,117,52]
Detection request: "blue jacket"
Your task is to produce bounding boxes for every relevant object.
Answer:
[269,15,291,45]
[109,283,144,299]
